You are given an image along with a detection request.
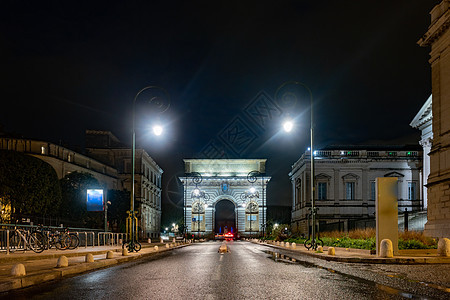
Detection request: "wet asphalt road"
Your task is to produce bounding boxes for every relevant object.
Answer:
[2,241,449,299]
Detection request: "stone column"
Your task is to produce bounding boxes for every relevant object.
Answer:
[418,1,450,238]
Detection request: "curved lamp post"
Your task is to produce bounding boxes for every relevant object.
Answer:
[240,171,263,238]
[280,81,318,250]
[190,172,209,240]
[128,86,170,252]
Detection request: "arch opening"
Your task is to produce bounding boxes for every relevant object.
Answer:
[214,199,236,234]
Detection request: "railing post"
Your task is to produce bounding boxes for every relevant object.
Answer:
[84,232,87,248]
[6,230,10,255]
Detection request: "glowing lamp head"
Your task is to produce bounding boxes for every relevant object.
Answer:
[283,120,293,132]
[249,187,256,194]
[192,188,200,196]
[152,125,163,136]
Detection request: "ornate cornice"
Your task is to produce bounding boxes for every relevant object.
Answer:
[418,1,450,47]
[410,95,433,129]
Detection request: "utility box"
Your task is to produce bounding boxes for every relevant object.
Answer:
[376,177,399,256]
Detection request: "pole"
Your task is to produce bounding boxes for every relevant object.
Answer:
[309,85,316,250]
[104,201,108,232]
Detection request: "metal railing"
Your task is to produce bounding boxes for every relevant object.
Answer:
[0,224,128,253]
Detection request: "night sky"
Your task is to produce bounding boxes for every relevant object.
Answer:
[0,1,438,221]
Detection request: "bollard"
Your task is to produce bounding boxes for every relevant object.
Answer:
[328,247,335,256]
[165,243,170,248]
[280,242,285,247]
[11,263,26,276]
[119,239,122,245]
[122,248,129,256]
[291,242,296,249]
[148,238,151,244]
[86,253,94,263]
[437,238,450,257]
[218,243,228,253]
[160,237,164,243]
[154,245,159,251]
[285,242,290,248]
[57,256,69,268]
[106,251,114,259]
[379,239,393,258]
[317,246,323,253]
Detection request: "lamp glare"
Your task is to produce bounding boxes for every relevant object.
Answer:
[153,125,163,136]
[283,120,293,132]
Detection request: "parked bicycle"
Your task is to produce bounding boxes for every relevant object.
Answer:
[9,227,46,253]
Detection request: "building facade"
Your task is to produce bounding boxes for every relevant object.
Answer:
[418,0,450,238]
[85,130,163,239]
[180,159,270,238]
[410,95,433,209]
[289,146,422,235]
[0,137,120,190]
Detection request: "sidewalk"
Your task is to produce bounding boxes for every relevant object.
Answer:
[0,241,189,293]
[259,240,450,264]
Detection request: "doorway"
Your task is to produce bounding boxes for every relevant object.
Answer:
[214,200,236,234]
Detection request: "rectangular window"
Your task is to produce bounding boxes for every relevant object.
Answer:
[408,182,416,200]
[247,214,257,221]
[371,181,376,200]
[346,182,355,200]
[318,182,327,200]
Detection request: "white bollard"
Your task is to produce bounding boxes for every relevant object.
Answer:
[291,242,297,249]
[328,247,336,256]
[280,242,285,247]
[122,248,129,256]
[154,245,159,251]
[379,239,394,258]
[106,251,114,259]
[285,242,290,248]
[86,253,94,262]
[148,238,151,244]
[437,238,450,257]
[11,263,26,276]
[57,256,69,268]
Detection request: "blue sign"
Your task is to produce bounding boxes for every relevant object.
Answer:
[87,189,104,212]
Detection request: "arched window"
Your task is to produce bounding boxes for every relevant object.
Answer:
[245,201,259,232]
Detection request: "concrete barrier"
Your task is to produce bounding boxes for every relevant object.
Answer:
[219,242,228,253]
[11,264,26,276]
[328,247,335,256]
[379,239,393,258]
[85,253,94,262]
[106,251,114,259]
[437,238,450,257]
[57,256,68,268]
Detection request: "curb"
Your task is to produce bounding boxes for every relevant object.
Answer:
[258,242,450,264]
[0,244,189,293]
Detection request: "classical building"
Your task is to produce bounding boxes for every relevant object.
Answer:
[85,130,163,239]
[410,95,433,209]
[418,0,450,238]
[289,146,422,235]
[180,159,270,238]
[0,137,120,190]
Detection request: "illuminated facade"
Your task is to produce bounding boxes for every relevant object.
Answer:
[418,1,450,237]
[85,130,163,239]
[289,147,422,235]
[180,159,270,238]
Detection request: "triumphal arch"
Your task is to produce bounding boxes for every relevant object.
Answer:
[180,159,270,238]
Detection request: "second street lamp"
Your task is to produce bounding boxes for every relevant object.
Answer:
[280,81,319,251]
[126,86,170,253]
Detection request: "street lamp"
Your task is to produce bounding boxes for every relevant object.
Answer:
[241,171,262,238]
[104,200,111,232]
[280,81,318,250]
[127,86,170,253]
[190,172,209,241]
